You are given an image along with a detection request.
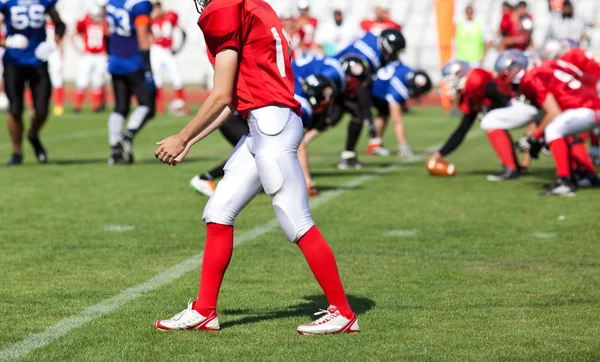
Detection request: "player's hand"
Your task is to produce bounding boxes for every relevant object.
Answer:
[144,71,156,93]
[155,134,186,165]
[35,41,57,61]
[5,34,29,49]
[398,143,413,159]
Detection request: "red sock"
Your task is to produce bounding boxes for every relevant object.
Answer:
[571,142,597,174]
[549,138,571,178]
[74,90,85,110]
[91,90,102,111]
[486,129,517,169]
[194,223,234,317]
[591,131,599,147]
[156,87,164,114]
[54,87,64,107]
[101,87,107,105]
[25,89,33,108]
[175,88,185,101]
[297,226,352,318]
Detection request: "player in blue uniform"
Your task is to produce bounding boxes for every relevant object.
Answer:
[106,0,156,165]
[334,29,405,169]
[1,0,65,166]
[370,62,432,158]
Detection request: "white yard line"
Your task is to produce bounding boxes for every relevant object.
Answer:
[0,130,484,361]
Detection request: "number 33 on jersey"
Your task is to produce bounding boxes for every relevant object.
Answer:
[198,0,300,120]
[0,0,57,66]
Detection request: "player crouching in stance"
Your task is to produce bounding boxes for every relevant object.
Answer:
[154,0,358,334]
[1,0,65,166]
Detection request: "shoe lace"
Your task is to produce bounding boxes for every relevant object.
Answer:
[311,309,338,325]
[172,299,194,321]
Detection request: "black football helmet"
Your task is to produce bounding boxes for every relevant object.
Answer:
[302,74,337,115]
[378,29,406,64]
[406,70,432,98]
[341,56,371,81]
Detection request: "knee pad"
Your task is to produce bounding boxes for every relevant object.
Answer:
[272,200,314,242]
[202,196,237,226]
[254,153,284,196]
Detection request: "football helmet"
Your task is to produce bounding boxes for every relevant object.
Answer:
[341,56,371,81]
[440,59,470,98]
[406,70,432,98]
[194,0,212,13]
[378,29,406,64]
[89,4,104,23]
[519,16,534,34]
[523,51,542,70]
[494,49,528,84]
[302,74,337,115]
[539,39,576,60]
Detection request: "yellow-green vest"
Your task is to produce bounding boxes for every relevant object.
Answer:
[456,20,484,62]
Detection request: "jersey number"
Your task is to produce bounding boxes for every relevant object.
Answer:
[106,5,131,37]
[553,69,582,90]
[87,27,105,49]
[270,27,291,78]
[11,5,45,30]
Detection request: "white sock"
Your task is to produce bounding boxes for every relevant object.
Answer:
[108,112,124,147]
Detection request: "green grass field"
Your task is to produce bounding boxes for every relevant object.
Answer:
[2,107,600,361]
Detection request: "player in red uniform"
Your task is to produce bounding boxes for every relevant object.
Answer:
[293,0,317,56]
[520,60,600,196]
[360,5,401,36]
[72,4,108,113]
[150,1,188,115]
[154,0,357,335]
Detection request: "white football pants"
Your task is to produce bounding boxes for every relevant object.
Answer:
[150,45,183,90]
[480,99,539,130]
[76,53,108,91]
[47,50,63,88]
[545,108,600,142]
[202,106,315,242]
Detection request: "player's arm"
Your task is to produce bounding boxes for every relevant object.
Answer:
[134,14,152,70]
[47,7,66,43]
[431,111,478,160]
[71,23,84,54]
[155,49,239,165]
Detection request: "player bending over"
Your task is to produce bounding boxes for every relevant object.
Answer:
[155,0,358,334]
[1,0,65,166]
[106,0,156,165]
[72,4,108,113]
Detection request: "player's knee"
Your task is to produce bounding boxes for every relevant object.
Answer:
[272,202,314,242]
[254,153,284,196]
[202,198,238,226]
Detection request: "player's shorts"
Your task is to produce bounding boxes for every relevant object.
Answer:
[372,96,391,118]
[111,70,156,116]
[311,97,362,131]
[3,62,51,117]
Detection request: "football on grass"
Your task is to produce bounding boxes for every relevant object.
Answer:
[426,158,456,177]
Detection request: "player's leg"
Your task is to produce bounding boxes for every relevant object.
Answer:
[569,135,599,187]
[165,51,187,112]
[331,102,362,169]
[366,97,392,156]
[47,50,64,116]
[150,45,165,115]
[108,74,131,165]
[156,136,263,331]
[190,113,250,197]
[75,54,93,113]
[248,107,356,334]
[121,70,156,162]
[589,130,600,166]
[28,64,52,163]
[90,55,107,112]
[4,63,27,165]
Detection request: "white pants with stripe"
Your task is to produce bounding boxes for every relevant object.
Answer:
[480,99,539,130]
[545,108,600,142]
[202,106,314,242]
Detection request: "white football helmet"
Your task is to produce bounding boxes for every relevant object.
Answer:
[89,4,104,23]
[523,51,542,70]
[539,39,575,60]
[494,49,528,84]
[440,59,471,98]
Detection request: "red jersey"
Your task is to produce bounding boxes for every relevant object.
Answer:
[151,11,178,49]
[76,16,107,54]
[459,69,494,114]
[520,61,600,110]
[198,0,301,119]
[294,17,317,48]
[560,48,600,88]
[360,19,401,36]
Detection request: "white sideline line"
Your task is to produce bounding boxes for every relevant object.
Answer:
[0,130,485,361]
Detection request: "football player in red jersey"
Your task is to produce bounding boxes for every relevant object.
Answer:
[72,4,108,113]
[154,0,357,335]
[150,1,188,115]
[520,60,600,196]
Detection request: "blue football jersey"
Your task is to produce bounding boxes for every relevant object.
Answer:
[372,62,413,105]
[106,0,152,75]
[294,93,312,128]
[292,55,346,95]
[335,32,382,72]
[0,0,57,66]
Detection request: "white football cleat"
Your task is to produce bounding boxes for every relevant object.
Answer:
[155,300,219,331]
[189,175,216,197]
[297,306,359,335]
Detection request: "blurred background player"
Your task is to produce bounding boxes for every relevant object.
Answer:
[1,0,65,166]
[72,4,108,113]
[46,20,65,116]
[106,0,156,165]
[293,0,318,57]
[359,5,401,36]
[150,0,187,115]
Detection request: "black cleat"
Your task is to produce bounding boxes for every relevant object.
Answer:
[7,153,23,166]
[108,152,127,166]
[486,168,520,181]
[540,178,577,197]
[27,134,47,163]
[119,138,134,164]
[337,156,362,170]
[574,172,600,188]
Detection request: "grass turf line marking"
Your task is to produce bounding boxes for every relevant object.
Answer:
[531,232,557,239]
[103,225,136,232]
[0,130,485,362]
[387,230,419,237]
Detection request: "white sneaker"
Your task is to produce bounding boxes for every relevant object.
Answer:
[189,175,216,197]
[155,300,219,331]
[297,306,359,335]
